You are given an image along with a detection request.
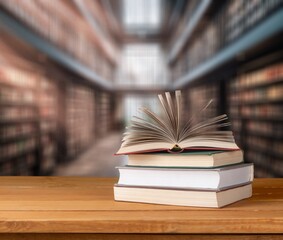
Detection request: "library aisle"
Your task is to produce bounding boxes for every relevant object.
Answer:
[54,132,126,177]
[0,0,283,177]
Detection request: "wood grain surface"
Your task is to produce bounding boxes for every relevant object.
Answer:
[0,177,282,235]
[0,234,283,240]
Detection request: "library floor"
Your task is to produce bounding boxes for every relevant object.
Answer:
[53,132,127,177]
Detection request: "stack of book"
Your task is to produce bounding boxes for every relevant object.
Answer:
[114,91,254,208]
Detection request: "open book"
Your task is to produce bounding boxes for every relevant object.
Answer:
[116,90,239,155]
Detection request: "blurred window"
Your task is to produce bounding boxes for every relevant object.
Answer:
[116,44,168,87]
[123,0,161,31]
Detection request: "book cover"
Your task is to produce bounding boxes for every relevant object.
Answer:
[127,150,243,168]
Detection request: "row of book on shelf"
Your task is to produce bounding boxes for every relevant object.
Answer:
[246,121,283,136]
[229,104,283,118]
[230,62,283,89]
[114,91,254,208]
[229,85,283,103]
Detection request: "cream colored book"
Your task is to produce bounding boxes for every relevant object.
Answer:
[114,183,252,208]
[116,90,239,155]
[127,150,243,167]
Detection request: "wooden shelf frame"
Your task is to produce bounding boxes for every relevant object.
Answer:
[230,98,283,105]
[230,115,283,122]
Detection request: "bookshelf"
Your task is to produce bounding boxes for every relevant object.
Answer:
[66,84,95,159]
[0,2,114,90]
[172,1,283,88]
[96,91,113,137]
[1,0,282,178]
[0,49,114,175]
[0,0,117,67]
[0,0,117,175]
[229,62,283,177]
[37,74,58,175]
[0,65,39,176]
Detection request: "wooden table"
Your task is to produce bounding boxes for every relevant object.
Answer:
[0,177,282,239]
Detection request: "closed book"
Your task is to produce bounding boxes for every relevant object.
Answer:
[127,150,243,168]
[114,183,252,208]
[117,163,254,190]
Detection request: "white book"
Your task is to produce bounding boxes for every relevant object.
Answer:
[117,163,254,190]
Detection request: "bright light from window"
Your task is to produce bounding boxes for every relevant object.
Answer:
[116,44,168,87]
[123,0,161,29]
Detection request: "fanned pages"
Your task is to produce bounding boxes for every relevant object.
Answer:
[116,90,239,155]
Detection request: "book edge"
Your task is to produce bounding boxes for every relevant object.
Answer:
[114,181,253,192]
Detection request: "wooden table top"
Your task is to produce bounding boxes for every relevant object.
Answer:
[0,177,282,234]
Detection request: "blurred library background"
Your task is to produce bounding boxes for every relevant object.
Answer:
[0,0,283,177]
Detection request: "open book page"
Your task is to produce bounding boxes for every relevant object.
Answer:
[117,90,239,154]
[117,142,174,155]
[122,91,182,146]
